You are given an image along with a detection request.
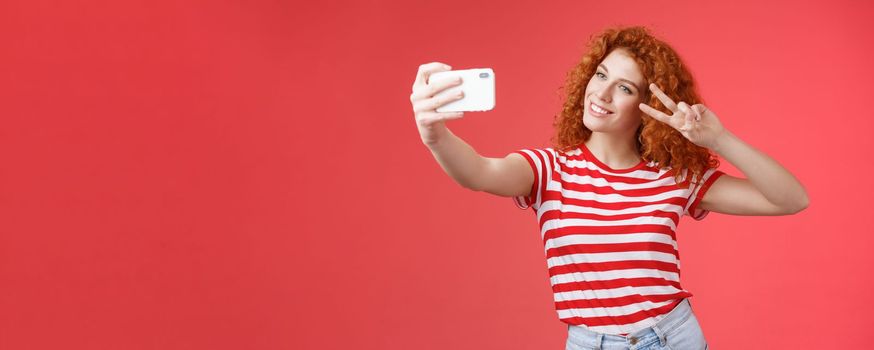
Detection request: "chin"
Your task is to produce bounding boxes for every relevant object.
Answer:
[582,111,609,132]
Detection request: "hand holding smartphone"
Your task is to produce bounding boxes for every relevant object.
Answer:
[429,68,496,113]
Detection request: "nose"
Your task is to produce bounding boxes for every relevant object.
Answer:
[594,85,611,103]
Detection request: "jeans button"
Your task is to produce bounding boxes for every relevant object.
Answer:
[629,336,638,345]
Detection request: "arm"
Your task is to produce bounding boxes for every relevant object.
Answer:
[639,83,809,216]
[425,127,533,197]
[698,130,809,215]
[424,127,488,190]
[410,62,533,198]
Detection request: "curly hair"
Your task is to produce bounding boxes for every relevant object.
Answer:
[551,26,720,185]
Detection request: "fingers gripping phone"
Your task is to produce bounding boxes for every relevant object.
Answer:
[430,68,496,112]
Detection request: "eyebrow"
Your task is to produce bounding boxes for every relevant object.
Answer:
[598,64,642,92]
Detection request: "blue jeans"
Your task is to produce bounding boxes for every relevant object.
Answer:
[565,299,709,350]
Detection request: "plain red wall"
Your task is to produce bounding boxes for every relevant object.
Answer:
[1,0,872,349]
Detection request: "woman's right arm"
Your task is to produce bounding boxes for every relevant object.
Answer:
[410,62,533,197]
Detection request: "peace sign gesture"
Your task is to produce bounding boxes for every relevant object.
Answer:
[638,83,727,151]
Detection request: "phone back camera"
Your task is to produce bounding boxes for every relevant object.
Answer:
[479,72,490,78]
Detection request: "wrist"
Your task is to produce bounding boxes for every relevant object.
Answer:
[421,123,451,148]
[711,129,736,155]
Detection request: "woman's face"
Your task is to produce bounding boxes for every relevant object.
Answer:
[582,48,647,135]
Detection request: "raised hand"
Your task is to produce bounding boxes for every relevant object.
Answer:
[410,62,466,145]
[638,83,727,151]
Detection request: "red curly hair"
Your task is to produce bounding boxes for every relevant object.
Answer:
[551,26,720,185]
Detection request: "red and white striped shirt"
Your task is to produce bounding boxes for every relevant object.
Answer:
[513,143,724,335]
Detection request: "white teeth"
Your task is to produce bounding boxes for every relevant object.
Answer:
[591,103,611,114]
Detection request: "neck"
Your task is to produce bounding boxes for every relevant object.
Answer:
[585,132,641,169]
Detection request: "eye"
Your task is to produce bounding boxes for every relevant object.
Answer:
[620,85,633,94]
[595,72,606,79]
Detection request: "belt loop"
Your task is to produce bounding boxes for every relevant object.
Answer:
[594,333,603,350]
[652,324,667,347]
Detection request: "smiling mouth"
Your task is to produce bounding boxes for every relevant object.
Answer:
[589,101,613,115]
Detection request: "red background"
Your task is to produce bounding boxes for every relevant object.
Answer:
[1,0,872,349]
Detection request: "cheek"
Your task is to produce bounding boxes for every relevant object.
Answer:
[584,75,604,93]
[583,80,595,99]
[616,97,643,120]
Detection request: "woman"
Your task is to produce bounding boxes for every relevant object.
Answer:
[408,26,808,350]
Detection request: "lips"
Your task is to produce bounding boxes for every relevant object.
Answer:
[589,101,613,116]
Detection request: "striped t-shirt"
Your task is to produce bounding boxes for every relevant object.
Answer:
[512,143,724,335]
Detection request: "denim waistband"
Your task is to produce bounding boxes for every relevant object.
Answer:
[567,298,693,349]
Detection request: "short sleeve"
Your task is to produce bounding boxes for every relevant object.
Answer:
[511,148,555,211]
[683,168,726,220]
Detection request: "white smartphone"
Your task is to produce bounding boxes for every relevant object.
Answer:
[429,68,495,112]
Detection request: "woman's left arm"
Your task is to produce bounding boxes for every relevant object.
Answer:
[640,83,810,216]
[702,130,809,215]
